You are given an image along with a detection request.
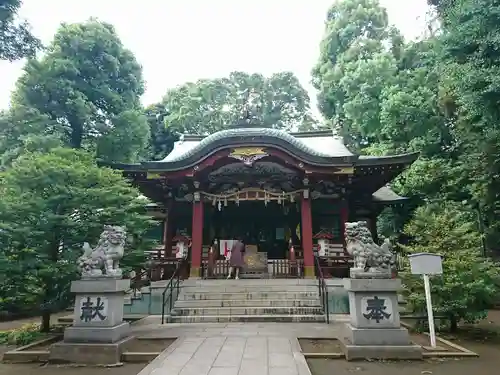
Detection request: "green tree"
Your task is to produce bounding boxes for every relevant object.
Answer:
[162,71,318,134]
[12,18,148,160]
[96,109,150,163]
[0,106,63,168]
[312,0,401,149]
[0,148,157,331]
[312,0,454,159]
[427,0,500,249]
[400,202,500,331]
[312,0,466,218]
[0,0,41,61]
[144,104,178,161]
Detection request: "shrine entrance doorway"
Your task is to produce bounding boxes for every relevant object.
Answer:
[209,200,299,260]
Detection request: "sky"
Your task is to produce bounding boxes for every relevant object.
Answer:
[0,0,430,112]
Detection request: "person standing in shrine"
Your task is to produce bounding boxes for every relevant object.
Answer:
[227,237,245,280]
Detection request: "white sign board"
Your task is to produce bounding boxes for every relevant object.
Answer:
[407,252,443,348]
[408,253,443,275]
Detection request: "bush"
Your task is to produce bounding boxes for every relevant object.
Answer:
[0,148,156,331]
[0,323,46,346]
[401,202,500,331]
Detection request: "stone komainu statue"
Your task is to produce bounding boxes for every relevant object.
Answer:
[78,225,127,278]
[344,221,395,277]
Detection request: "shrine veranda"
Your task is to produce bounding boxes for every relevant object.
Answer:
[105,126,417,279]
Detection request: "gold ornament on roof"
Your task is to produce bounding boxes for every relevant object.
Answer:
[230,147,266,157]
[229,147,268,166]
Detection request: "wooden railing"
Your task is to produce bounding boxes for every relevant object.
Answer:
[269,259,303,278]
[316,256,353,279]
[202,259,229,278]
[148,257,190,281]
[201,259,304,279]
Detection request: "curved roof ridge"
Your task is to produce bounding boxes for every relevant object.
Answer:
[162,126,350,163]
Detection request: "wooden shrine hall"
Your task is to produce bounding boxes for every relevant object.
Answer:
[106,123,418,279]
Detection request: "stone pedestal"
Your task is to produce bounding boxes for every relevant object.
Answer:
[340,278,422,360]
[50,278,133,365]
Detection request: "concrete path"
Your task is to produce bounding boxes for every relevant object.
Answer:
[135,322,342,375]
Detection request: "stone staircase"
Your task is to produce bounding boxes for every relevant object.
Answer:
[70,278,405,322]
[168,279,326,323]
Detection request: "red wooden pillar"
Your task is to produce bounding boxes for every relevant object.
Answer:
[161,217,168,259]
[340,200,349,250]
[190,199,204,278]
[301,192,315,278]
[163,201,173,257]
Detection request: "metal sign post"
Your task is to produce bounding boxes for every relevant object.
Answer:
[408,253,443,348]
[422,274,436,347]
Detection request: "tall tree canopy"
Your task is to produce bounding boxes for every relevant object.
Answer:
[427,0,500,248]
[312,0,402,149]
[144,103,178,161]
[311,0,498,256]
[12,18,149,162]
[162,71,319,134]
[312,0,456,205]
[0,106,63,168]
[0,148,156,330]
[0,0,41,61]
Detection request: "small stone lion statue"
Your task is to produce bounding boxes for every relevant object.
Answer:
[78,225,127,279]
[344,221,394,278]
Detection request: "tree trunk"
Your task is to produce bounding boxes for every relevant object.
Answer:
[449,314,458,332]
[70,122,83,149]
[40,311,51,332]
[40,234,62,334]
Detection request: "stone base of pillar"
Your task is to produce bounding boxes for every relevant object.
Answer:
[50,336,133,365]
[189,266,201,279]
[303,265,315,278]
[339,278,422,360]
[49,278,132,365]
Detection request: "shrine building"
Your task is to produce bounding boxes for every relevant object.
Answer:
[107,123,418,279]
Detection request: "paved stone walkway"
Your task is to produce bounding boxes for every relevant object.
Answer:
[131,318,343,338]
[135,322,341,375]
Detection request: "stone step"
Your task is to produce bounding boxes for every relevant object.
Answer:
[180,279,319,287]
[179,291,320,301]
[172,306,324,316]
[174,299,321,308]
[168,314,326,323]
[236,273,268,279]
[180,286,319,293]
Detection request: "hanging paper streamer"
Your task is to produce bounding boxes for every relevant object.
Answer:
[202,188,305,206]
